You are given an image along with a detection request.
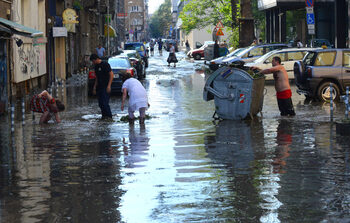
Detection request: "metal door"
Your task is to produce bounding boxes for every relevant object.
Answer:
[0,40,7,114]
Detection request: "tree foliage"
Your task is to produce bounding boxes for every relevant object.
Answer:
[149,0,172,38]
[179,0,240,47]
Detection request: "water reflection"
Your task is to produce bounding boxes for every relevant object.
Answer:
[204,119,265,221]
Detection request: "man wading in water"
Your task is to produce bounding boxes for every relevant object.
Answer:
[251,56,296,116]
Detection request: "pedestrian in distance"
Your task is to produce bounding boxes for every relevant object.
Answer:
[90,53,114,120]
[96,44,106,58]
[251,39,257,46]
[158,39,163,56]
[167,43,178,67]
[150,40,155,56]
[213,40,219,59]
[296,39,303,48]
[251,56,296,116]
[121,73,149,124]
[321,42,328,49]
[30,90,65,124]
[185,40,191,53]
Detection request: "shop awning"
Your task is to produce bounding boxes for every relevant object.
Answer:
[0,17,43,37]
[104,25,116,38]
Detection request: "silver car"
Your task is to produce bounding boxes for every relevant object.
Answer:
[221,43,288,65]
[245,48,314,81]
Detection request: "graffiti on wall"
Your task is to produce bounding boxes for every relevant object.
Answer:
[17,44,40,75]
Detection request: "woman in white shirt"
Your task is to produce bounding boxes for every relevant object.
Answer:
[121,73,149,124]
[167,43,178,67]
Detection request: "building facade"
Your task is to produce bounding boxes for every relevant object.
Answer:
[125,0,147,42]
[258,0,349,48]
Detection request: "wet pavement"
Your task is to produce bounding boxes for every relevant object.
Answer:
[1,51,350,223]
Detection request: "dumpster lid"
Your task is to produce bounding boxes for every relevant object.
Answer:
[203,67,234,101]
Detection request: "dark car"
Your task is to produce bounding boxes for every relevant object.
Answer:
[307,39,333,48]
[119,50,146,79]
[124,42,149,67]
[88,56,136,95]
[294,48,350,102]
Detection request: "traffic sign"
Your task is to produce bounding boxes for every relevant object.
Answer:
[306,7,313,14]
[305,0,314,7]
[215,21,224,29]
[308,24,315,29]
[216,28,224,36]
[308,29,315,35]
[306,13,315,25]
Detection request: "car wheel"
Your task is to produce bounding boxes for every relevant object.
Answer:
[194,54,201,60]
[317,82,340,102]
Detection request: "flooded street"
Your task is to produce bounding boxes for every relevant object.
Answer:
[1,52,350,223]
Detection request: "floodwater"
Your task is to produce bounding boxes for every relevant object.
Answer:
[1,51,350,223]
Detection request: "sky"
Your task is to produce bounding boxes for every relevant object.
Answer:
[148,0,165,14]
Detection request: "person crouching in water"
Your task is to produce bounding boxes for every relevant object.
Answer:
[167,43,178,67]
[251,56,295,116]
[30,90,65,123]
[121,73,149,124]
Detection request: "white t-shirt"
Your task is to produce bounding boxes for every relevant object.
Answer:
[122,78,148,111]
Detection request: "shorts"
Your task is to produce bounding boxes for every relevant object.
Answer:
[128,107,146,118]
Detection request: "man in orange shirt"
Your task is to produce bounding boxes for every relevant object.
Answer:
[252,56,295,116]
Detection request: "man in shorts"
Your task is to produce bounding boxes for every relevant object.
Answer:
[251,56,296,116]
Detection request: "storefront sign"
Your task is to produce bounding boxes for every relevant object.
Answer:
[52,27,68,37]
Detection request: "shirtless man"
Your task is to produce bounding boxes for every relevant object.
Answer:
[252,56,295,116]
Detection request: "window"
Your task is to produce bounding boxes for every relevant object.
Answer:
[314,51,336,66]
[287,51,305,61]
[108,58,129,68]
[265,53,286,63]
[131,6,139,12]
[248,47,264,57]
[343,51,350,67]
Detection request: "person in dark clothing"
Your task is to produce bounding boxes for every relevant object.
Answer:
[158,39,163,56]
[213,40,219,59]
[90,54,114,119]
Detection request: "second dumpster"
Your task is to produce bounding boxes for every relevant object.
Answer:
[203,65,265,120]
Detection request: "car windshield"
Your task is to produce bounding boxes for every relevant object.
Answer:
[108,58,130,68]
[226,48,246,58]
[125,44,141,50]
[235,46,254,57]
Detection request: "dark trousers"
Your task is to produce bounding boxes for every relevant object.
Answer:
[97,88,112,118]
[277,98,296,116]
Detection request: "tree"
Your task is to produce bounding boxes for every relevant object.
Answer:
[179,0,240,47]
[149,0,172,38]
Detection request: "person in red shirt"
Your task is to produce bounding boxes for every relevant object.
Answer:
[251,56,295,116]
[30,90,65,123]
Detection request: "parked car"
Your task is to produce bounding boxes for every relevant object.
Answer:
[119,50,146,79]
[307,39,333,48]
[187,41,215,60]
[88,56,136,95]
[206,47,247,70]
[244,48,313,79]
[294,48,350,102]
[221,43,289,65]
[124,42,149,67]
